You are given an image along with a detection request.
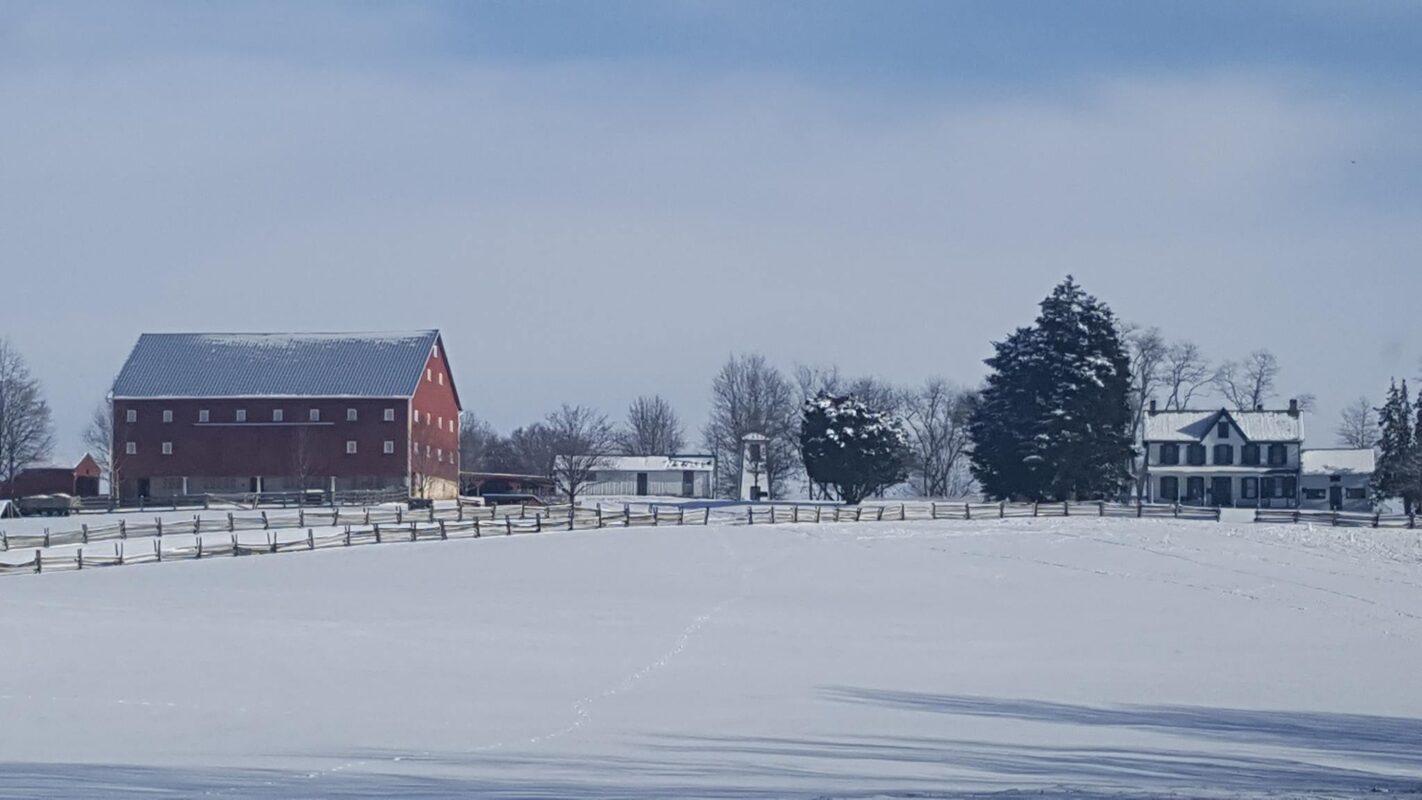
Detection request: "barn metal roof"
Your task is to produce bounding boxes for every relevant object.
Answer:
[111,331,439,399]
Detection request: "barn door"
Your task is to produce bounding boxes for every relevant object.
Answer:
[636,473,648,496]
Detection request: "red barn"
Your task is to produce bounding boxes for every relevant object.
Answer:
[110,331,461,502]
[0,454,102,498]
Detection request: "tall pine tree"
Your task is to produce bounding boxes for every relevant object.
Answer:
[969,277,1133,501]
[1372,380,1415,513]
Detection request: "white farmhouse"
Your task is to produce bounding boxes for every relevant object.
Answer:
[583,455,716,498]
[1299,448,1376,512]
[1142,400,1304,508]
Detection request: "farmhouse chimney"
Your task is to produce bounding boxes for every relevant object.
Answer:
[1148,399,1157,414]
[1288,398,1299,416]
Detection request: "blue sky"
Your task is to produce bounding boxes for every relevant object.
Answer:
[3,1,1422,459]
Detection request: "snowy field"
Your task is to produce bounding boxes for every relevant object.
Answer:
[3,515,1422,798]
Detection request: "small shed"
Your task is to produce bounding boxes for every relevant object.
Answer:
[1300,448,1375,512]
[583,455,716,498]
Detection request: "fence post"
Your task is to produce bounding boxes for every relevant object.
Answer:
[474,519,481,538]
[439,520,448,540]
[876,506,884,521]
[747,506,754,525]
[930,502,937,520]
[506,517,512,536]
[397,507,403,524]
[428,505,435,524]
[1098,501,1105,517]
[298,508,304,528]
[82,523,89,544]
[1064,501,1069,516]
[261,511,269,530]
[0,530,6,551]
[815,506,822,523]
[900,503,906,521]
[117,542,124,565]
[155,517,162,538]
[196,536,203,559]
[34,550,41,574]
[624,507,631,527]
[120,519,127,539]
[1373,513,1381,528]
[157,539,164,562]
[1033,502,1039,517]
[1332,511,1340,526]
[1000,501,1005,518]
[77,548,83,570]
[680,507,686,525]
[597,506,603,528]
[44,528,50,548]
[965,502,971,520]
[1136,500,1143,518]
[308,528,315,550]
[1410,514,1416,529]
[410,522,417,542]
[1174,503,1180,518]
[374,523,381,543]
[793,505,799,523]
[457,502,464,522]
[535,515,542,533]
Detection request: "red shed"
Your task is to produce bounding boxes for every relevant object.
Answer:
[110,331,461,502]
[0,454,102,498]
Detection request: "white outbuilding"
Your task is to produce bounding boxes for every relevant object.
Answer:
[583,455,716,498]
[1299,448,1376,512]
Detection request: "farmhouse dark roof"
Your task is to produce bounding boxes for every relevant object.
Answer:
[112,331,440,399]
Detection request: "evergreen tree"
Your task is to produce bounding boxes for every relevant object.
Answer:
[800,392,909,505]
[969,277,1134,501]
[1372,380,1415,513]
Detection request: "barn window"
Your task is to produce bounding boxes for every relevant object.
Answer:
[125,442,136,455]
[436,415,442,429]
[384,408,395,422]
[198,409,210,423]
[437,448,443,462]
[163,409,173,423]
[426,445,431,458]
[346,408,358,422]
[162,442,172,455]
[236,409,247,422]
[126,409,137,423]
[438,373,444,385]
[427,368,432,382]
[346,440,358,454]
[309,409,321,422]
[433,343,439,358]
[383,440,394,454]
[272,409,284,422]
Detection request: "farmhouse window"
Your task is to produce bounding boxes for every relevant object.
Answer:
[1242,477,1258,499]
[346,440,358,454]
[199,409,210,423]
[384,408,395,422]
[1303,488,1326,500]
[1282,477,1297,498]
[1159,476,1179,501]
[1242,444,1260,465]
[1346,487,1366,499]
[1217,421,1229,438]
[1186,444,1206,466]
[1262,477,1276,497]
[347,408,358,422]
[1185,476,1204,502]
[383,440,394,454]
[1158,444,1179,465]
[309,409,321,422]
[1213,444,1233,465]
[236,409,247,422]
[163,409,173,423]
[1267,444,1287,466]
[125,442,136,455]
[272,409,284,422]
[162,442,172,455]
[126,409,137,423]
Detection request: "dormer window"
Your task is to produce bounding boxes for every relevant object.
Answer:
[1217,421,1229,438]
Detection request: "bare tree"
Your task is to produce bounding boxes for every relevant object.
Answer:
[81,400,115,498]
[619,395,684,455]
[1214,349,1280,410]
[460,412,518,472]
[547,404,616,504]
[1336,397,1378,448]
[0,339,55,497]
[901,378,975,498]
[1162,341,1212,410]
[508,423,559,478]
[704,354,799,499]
[1123,326,1167,438]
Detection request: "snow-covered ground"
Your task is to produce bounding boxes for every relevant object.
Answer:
[3,516,1421,798]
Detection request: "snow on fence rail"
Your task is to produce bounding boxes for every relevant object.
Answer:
[7,498,1414,579]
